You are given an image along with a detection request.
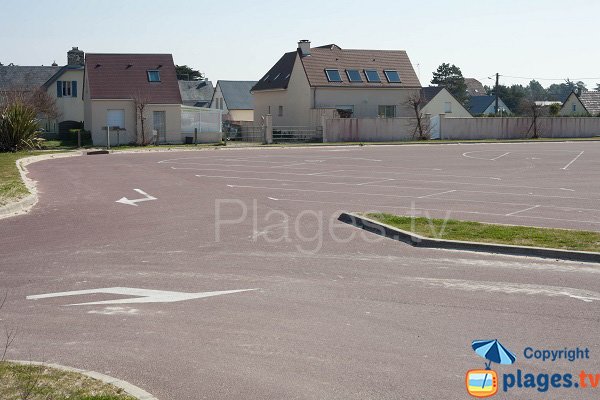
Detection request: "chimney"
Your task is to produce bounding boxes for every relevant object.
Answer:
[67,47,84,66]
[298,40,311,57]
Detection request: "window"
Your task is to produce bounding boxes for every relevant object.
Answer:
[384,70,401,83]
[147,70,161,82]
[572,103,577,112]
[378,105,396,118]
[325,69,342,82]
[107,109,125,129]
[364,70,381,83]
[444,102,452,113]
[346,69,362,82]
[56,80,77,98]
[62,81,71,96]
[278,106,283,117]
[336,105,354,118]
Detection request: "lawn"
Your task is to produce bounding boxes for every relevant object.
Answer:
[366,213,600,253]
[0,362,136,400]
[0,151,37,206]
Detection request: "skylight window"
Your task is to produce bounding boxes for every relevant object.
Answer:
[346,69,362,82]
[384,70,401,83]
[325,69,342,82]
[147,70,161,82]
[273,73,281,80]
[364,70,381,83]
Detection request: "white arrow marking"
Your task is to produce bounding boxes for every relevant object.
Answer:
[116,189,157,206]
[27,287,258,306]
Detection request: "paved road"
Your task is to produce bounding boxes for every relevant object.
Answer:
[1,142,599,399]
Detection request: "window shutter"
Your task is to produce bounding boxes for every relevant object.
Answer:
[57,81,63,97]
[72,81,77,97]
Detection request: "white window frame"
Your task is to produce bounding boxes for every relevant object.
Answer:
[444,102,452,113]
[378,105,396,118]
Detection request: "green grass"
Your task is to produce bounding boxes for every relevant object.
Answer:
[0,362,136,400]
[0,151,37,206]
[366,213,600,253]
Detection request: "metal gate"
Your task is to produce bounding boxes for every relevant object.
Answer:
[223,121,265,143]
[272,126,323,143]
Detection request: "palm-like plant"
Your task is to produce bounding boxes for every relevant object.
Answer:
[0,101,41,152]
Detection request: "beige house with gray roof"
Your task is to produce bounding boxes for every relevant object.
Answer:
[251,40,421,127]
[559,91,600,116]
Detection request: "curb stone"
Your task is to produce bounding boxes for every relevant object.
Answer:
[8,360,158,400]
[0,151,82,220]
[338,212,600,264]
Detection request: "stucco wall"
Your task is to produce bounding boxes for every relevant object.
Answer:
[314,88,417,118]
[229,109,254,122]
[210,84,227,113]
[558,93,588,116]
[47,69,85,123]
[421,90,472,118]
[440,117,600,140]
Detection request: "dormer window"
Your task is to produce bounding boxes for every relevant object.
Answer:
[325,69,342,82]
[346,69,362,82]
[364,70,381,83]
[384,70,401,83]
[147,70,161,82]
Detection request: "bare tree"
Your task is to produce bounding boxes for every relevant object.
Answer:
[406,91,430,140]
[131,90,151,145]
[519,98,546,139]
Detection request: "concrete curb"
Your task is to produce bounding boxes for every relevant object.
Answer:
[0,151,82,220]
[338,212,600,264]
[8,360,158,400]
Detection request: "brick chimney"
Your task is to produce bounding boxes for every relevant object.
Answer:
[67,47,84,66]
[298,40,311,57]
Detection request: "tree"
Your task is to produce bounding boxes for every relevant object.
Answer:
[406,91,429,140]
[131,90,151,145]
[486,84,527,114]
[518,97,547,139]
[175,65,204,81]
[526,80,547,101]
[596,83,600,91]
[431,63,468,104]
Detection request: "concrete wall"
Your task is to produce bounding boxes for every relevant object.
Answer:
[325,117,420,142]
[440,116,600,140]
[47,69,85,123]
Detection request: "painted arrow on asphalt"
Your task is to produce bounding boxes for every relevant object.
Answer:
[116,189,157,206]
[27,287,259,306]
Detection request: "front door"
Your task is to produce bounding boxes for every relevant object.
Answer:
[153,111,166,143]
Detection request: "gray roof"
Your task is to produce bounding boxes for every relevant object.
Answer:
[465,78,486,96]
[217,80,256,110]
[178,80,214,107]
[579,91,600,115]
[0,65,62,91]
[467,95,496,114]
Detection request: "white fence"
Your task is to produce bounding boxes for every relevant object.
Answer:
[181,106,222,143]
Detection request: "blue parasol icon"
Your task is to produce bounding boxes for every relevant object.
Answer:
[471,339,516,389]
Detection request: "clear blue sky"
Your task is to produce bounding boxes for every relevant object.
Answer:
[2,0,599,89]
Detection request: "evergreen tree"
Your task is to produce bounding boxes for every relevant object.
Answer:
[431,63,468,104]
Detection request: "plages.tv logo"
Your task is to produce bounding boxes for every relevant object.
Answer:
[466,339,516,398]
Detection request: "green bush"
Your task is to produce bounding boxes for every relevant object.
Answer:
[0,102,41,152]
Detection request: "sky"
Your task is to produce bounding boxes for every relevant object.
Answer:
[2,0,599,89]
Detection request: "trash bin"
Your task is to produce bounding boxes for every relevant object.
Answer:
[185,136,194,144]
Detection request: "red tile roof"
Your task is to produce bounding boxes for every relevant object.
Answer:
[85,54,182,104]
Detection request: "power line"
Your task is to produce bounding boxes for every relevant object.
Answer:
[499,75,600,82]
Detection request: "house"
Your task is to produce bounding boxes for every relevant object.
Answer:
[468,95,511,116]
[42,47,85,133]
[420,86,472,118]
[559,91,600,116]
[178,79,214,107]
[0,47,85,134]
[465,78,487,97]
[251,40,421,127]
[210,80,256,121]
[83,53,183,146]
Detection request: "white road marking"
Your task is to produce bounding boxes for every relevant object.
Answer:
[115,189,157,206]
[27,287,259,306]
[88,307,140,315]
[562,151,584,170]
[418,189,457,199]
[404,277,600,303]
[490,152,510,161]
[505,204,541,216]
[357,178,395,186]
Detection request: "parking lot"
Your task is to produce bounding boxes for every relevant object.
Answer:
[1,141,599,399]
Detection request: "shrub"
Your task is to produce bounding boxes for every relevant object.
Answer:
[0,101,41,152]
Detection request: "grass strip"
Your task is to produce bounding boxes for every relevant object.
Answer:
[0,151,37,206]
[366,213,600,253]
[0,361,135,400]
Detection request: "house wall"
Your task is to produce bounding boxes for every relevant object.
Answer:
[253,53,313,127]
[439,116,600,140]
[87,99,182,146]
[229,109,254,122]
[421,89,472,118]
[558,93,588,116]
[481,98,510,115]
[314,87,418,119]
[47,69,85,123]
[210,84,228,113]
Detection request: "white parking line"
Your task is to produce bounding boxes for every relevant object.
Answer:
[491,152,511,161]
[562,151,584,170]
[505,205,540,216]
[418,189,457,199]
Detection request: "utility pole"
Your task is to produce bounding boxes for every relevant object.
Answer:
[494,73,500,115]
